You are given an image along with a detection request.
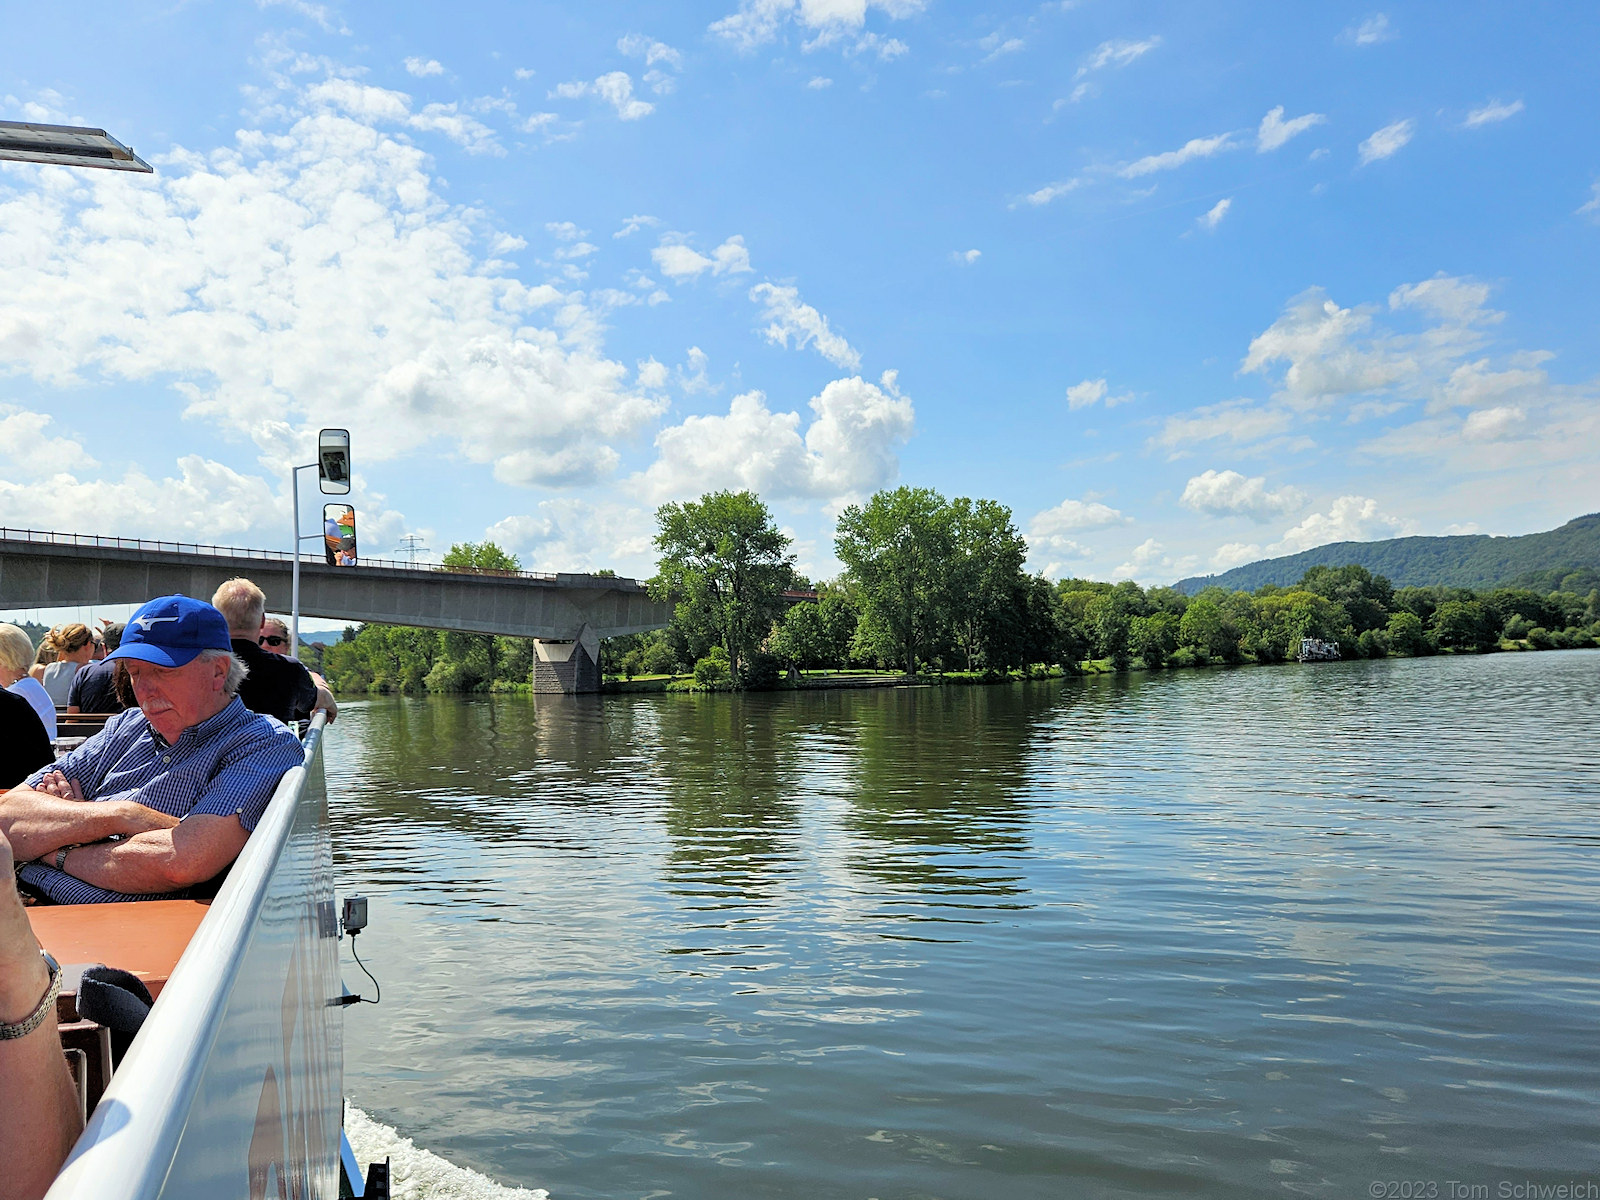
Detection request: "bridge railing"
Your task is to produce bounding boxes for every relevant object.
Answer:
[0,526,614,585]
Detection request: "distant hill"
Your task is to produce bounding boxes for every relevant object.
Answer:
[1175,513,1600,595]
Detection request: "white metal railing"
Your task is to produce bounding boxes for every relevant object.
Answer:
[46,712,343,1200]
[0,526,645,588]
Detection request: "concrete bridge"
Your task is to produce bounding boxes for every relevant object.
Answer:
[0,529,672,693]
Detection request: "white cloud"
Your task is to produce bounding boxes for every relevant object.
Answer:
[1210,542,1263,571]
[652,235,753,281]
[513,67,537,80]
[980,32,1026,63]
[0,78,663,496]
[486,500,658,576]
[709,0,926,55]
[1257,105,1327,152]
[1151,401,1295,456]
[1018,178,1083,207]
[749,283,861,369]
[1242,288,1409,403]
[0,407,97,474]
[1119,132,1237,178]
[403,57,444,77]
[1388,274,1498,324]
[1111,538,1199,583]
[551,72,655,120]
[951,249,981,265]
[1076,37,1159,79]
[676,346,714,394]
[306,78,502,154]
[1344,14,1394,45]
[1028,498,1130,538]
[1577,181,1600,219]
[1197,197,1232,231]
[1271,496,1407,554]
[613,214,660,238]
[617,34,683,69]
[1179,469,1307,522]
[258,0,349,36]
[1358,119,1413,165]
[845,32,909,60]
[1461,405,1524,441]
[635,371,913,503]
[807,76,834,88]
[1065,377,1133,410]
[1463,98,1523,128]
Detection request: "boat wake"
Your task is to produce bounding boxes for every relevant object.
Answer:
[345,1104,550,1200]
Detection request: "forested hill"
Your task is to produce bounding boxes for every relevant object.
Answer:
[1175,513,1600,595]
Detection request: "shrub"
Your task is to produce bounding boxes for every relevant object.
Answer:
[1385,611,1429,656]
[1526,626,1554,650]
[1169,645,1208,669]
[740,651,783,690]
[693,646,732,690]
[641,639,680,676]
[1356,628,1390,659]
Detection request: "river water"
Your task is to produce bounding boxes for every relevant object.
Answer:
[328,651,1600,1200]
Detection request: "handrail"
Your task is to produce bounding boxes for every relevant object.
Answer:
[0,526,645,588]
[45,712,331,1200]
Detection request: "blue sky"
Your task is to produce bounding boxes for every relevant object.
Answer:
[2,0,1597,597]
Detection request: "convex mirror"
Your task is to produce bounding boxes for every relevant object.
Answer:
[318,428,351,495]
[324,505,358,567]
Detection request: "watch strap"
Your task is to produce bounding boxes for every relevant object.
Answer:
[0,956,61,1041]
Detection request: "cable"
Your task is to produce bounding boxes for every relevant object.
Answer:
[347,932,381,1005]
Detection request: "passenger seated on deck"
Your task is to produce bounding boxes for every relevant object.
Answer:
[211,578,337,727]
[0,596,305,906]
[66,623,128,715]
[0,624,59,740]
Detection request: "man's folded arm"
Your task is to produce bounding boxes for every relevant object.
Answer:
[0,787,178,863]
[62,814,249,895]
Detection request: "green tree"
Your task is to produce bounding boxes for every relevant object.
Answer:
[1086,592,1133,670]
[1178,597,1233,661]
[835,486,956,674]
[1131,611,1180,668]
[1384,610,1429,655]
[652,490,796,684]
[1431,599,1495,651]
[946,498,1031,672]
[440,541,521,572]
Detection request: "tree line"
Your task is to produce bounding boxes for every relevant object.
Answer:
[317,491,1600,694]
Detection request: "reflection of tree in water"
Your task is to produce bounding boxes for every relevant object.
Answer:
[653,694,805,912]
[842,684,1054,909]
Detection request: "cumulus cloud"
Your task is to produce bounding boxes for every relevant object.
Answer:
[1461,405,1524,441]
[1151,401,1295,457]
[1344,14,1394,45]
[1358,119,1413,165]
[951,249,981,265]
[1120,132,1237,178]
[749,283,861,369]
[306,78,502,153]
[403,57,444,77]
[486,500,658,576]
[613,214,660,238]
[807,76,833,88]
[1197,197,1232,231]
[1076,37,1159,79]
[709,0,926,55]
[1210,542,1263,571]
[652,235,753,281]
[1464,98,1523,128]
[1065,377,1133,410]
[635,371,913,502]
[1271,496,1407,554]
[1257,105,1327,152]
[1179,469,1308,522]
[551,71,654,120]
[1028,498,1130,539]
[1242,288,1410,403]
[1111,538,1199,583]
[0,76,663,498]
[1018,178,1083,207]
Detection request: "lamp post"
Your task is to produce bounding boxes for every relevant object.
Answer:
[290,430,352,660]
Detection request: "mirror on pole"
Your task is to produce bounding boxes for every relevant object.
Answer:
[318,428,351,495]
[324,505,358,567]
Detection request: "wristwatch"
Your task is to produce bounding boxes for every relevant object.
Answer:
[0,950,62,1040]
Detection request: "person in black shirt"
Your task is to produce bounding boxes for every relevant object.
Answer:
[0,688,53,788]
[65,623,128,715]
[210,579,337,726]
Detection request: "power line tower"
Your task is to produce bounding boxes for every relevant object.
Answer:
[396,533,430,565]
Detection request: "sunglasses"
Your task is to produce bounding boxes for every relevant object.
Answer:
[260,636,288,647]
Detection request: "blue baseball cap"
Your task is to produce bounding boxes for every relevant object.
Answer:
[108,595,233,668]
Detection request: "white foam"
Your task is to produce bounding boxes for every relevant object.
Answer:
[345,1103,550,1200]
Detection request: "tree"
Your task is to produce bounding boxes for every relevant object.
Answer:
[441,541,521,573]
[1085,592,1133,670]
[1131,611,1180,668]
[1431,599,1495,651]
[1384,610,1429,655]
[946,498,1031,672]
[652,490,796,684]
[835,486,955,675]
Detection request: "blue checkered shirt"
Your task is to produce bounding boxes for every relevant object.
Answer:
[15,696,305,904]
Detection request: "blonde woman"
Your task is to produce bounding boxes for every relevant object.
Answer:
[38,625,93,710]
[27,639,54,682]
[0,625,56,739]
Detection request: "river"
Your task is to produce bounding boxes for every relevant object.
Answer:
[328,650,1600,1200]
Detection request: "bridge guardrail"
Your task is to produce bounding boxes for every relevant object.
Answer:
[0,527,642,588]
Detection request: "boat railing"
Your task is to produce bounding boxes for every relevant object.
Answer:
[45,711,342,1200]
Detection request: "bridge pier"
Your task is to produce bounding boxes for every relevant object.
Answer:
[532,624,601,694]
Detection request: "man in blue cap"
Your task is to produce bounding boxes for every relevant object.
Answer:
[0,595,308,905]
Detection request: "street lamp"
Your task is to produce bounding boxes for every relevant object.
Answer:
[0,121,152,172]
[290,430,353,659]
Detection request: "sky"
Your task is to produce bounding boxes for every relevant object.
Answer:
[2,0,1598,599]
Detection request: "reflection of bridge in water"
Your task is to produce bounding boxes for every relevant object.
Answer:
[0,528,671,693]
